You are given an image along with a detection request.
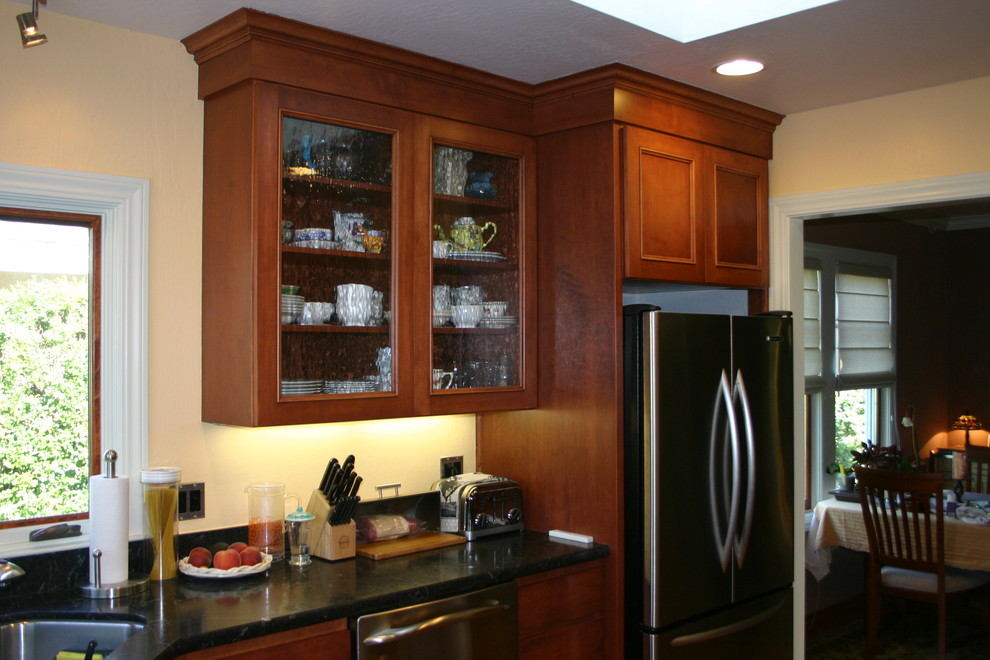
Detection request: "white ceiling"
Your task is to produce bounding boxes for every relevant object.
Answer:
[15,0,990,115]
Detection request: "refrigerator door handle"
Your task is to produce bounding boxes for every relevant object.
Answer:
[668,598,784,647]
[732,369,757,567]
[709,369,740,573]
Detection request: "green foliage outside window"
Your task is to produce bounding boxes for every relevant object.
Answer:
[834,388,868,470]
[0,276,90,522]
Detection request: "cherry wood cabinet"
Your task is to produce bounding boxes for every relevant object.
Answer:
[175,619,350,659]
[623,125,769,287]
[517,561,606,660]
[185,11,536,426]
[478,68,783,659]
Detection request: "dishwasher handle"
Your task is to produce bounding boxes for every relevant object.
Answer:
[362,601,511,647]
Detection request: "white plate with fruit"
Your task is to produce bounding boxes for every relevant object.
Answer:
[179,542,273,579]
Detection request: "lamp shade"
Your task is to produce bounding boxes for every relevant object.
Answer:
[952,412,983,431]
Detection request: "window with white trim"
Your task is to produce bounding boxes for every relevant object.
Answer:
[0,163,148,557]
[805,243,896,507]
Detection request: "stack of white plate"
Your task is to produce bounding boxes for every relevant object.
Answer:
[323,380,380,394]
[281,379,323,396]
[448,250,507,263]
[480,315,518,329]
[432,309,452,327]
[282,294,305,324]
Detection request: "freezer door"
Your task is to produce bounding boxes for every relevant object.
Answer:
[729,315,794,601]
[642,312,735,629]
[646,588,793,659]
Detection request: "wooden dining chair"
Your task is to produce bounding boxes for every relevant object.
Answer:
[856,467,990,659]
[965,442,990,494]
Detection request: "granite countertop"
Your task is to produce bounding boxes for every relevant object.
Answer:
[0,530,608,659]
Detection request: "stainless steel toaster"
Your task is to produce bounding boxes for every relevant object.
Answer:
[435,473,524,540]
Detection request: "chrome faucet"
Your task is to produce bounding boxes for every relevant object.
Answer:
[0,558,25,584]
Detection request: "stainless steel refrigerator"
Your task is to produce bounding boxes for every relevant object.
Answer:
[623,306,794,659]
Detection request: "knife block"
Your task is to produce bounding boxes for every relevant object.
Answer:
[306,489,356,561]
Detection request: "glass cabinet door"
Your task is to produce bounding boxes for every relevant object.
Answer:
[279,115,395,399]
[430,143,522,392]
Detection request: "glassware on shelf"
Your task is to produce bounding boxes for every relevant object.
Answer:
[281,115,395,398]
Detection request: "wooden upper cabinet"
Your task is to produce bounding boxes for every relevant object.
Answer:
[707,148,768,287]
[187,12,537,426]
[623,127,706,283]
[622,125,768,287]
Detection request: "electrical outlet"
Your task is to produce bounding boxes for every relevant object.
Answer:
[441,456,463,479]
[178,482,205,521]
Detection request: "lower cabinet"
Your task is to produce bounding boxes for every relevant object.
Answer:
[516,561,606,660]
[174,619,350,660]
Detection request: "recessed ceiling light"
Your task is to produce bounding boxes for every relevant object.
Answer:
[714,59,765,76]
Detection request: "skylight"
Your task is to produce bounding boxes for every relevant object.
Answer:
[568,0,840,42]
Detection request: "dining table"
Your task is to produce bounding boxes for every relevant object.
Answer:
[806,495,990,580]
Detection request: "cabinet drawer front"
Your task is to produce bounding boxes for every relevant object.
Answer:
[517,562,605,638]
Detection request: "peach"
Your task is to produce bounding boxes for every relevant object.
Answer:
[227,541,248,553]
[212,548,242,570]
[239,546,264,566]
[188,546,212,568]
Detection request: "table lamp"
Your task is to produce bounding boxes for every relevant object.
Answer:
[952,411,984,447]
[952,411,983,501]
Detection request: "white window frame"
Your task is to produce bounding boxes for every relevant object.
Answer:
[0,162,148,557]
[804,242,896,507]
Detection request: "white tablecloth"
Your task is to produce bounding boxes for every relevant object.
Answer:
[805,498,990,580]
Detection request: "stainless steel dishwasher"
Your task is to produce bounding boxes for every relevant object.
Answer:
[352,582,518,659]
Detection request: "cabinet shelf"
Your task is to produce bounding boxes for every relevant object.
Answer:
[283,171,391,195]
[433,193,514,214]
[282,324,389,334]
[433,326,518,335]
[282,246,391,261]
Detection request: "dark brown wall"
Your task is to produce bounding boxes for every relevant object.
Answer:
[804,217,990,454]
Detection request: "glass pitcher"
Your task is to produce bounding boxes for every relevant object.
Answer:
[245,482,299,562]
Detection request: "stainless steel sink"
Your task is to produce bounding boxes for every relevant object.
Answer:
[0,616,145,659]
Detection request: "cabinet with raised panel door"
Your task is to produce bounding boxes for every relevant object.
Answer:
[623,125,769,288]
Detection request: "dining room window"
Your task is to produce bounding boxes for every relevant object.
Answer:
[804,243,896,507]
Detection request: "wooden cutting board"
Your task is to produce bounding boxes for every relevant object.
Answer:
[356,530,466,560]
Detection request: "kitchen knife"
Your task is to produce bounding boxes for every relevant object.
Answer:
[323,465,342,501]
[349,475,363,498]
[318,458,338,493]
[340,472,356,503]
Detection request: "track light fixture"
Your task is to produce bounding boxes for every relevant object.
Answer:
[17,0,47,48]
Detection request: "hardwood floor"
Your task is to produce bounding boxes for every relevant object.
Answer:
[806,600,988,659]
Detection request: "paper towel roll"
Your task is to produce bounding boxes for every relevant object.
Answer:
[89,475,129,584]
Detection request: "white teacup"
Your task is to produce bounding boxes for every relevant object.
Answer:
[433,240,451,259]
[451,304,483,328]
[482,301,508,318]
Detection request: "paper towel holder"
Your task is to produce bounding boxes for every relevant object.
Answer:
[79,450,150,599]
[79,549,149,599]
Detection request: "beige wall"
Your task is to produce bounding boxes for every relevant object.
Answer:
[771,75,990,197]
[0,2,475,534]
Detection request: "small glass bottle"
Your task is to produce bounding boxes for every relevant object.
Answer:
[141,467,181,581]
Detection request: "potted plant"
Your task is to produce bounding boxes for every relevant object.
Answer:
[826,461,856,491]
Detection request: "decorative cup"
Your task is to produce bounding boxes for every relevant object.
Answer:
[433,240,451,259]
[336,283,373,326]
[482,301,508,318]
[451,304,483,328]
[452,285,482,306]
[432,369,455,389]
[433,285,452,311]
